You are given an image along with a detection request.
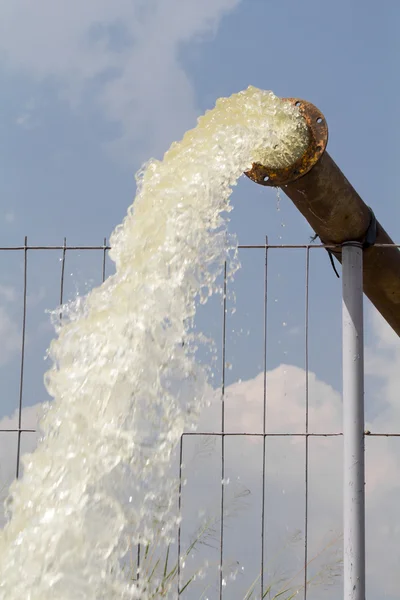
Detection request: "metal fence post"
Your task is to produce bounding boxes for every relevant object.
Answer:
[342,241,366,600]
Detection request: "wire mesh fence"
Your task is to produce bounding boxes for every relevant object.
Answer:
[0,239,399,599]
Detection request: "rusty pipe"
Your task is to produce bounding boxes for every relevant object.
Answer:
[245,98,400,337]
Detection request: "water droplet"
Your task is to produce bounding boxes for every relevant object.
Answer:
[276,189,281,212]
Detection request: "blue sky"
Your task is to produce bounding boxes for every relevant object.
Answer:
[1,0,398,401]
[0,1,399,598]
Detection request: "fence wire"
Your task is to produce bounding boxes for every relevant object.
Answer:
[0,239,399,599]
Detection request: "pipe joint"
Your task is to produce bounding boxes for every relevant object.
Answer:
[342,241,363,249]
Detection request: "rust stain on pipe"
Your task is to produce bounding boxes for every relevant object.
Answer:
[245,98,400,337]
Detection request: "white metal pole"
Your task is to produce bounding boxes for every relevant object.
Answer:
[342,241,366,600]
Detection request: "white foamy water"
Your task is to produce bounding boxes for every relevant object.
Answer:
[0,87,308,599]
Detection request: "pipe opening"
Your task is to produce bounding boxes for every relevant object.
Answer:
[245,98,328,187]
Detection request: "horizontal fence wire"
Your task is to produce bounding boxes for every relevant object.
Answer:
[0,239,399,599]
[0,243,399,250]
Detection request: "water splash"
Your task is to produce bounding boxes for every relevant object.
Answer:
[0,86,308,599]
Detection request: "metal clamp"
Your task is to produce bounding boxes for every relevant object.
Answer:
[316,207,377,279]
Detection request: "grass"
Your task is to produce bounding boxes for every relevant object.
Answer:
[0,449,342,598]
[127,502,342,599]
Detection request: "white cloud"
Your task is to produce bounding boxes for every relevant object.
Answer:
[183,309,400,598]
[0,306,20,366]
[190,358,399,597]
[26,285,47,308]
[0,0,241,161]
[0,290,21,365]
[0,285,16,303]
[365,309,400,427]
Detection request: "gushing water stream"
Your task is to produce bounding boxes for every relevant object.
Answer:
[0,87,308,599]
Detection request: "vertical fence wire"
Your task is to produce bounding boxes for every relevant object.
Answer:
[137,544,141,587]
[15,237,28,479]
[177,436,184,594]
[304,247,310,599]
[261,236,269,598]
[219,261,227,599]
[102,238,107,284]
[59,238,67,321]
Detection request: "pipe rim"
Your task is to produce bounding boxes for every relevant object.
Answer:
[245,98,329,187]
